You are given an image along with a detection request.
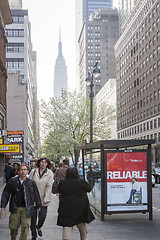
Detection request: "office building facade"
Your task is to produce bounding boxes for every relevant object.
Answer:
[75,0,113,92]
[0,0,12,182]
[78,8,119,97]
[94,78,117,139]
[6,4,39,162]
[115,0,160,143]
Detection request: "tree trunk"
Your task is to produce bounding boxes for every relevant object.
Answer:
[74,147,80,167]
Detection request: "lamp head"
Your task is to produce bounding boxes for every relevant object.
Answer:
[93,62,100,78]
[85,72,92,85]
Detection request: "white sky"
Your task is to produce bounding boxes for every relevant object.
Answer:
[22,0,119,101]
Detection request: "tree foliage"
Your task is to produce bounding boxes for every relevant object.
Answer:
[40,90,116,165]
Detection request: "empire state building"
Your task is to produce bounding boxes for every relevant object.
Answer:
[53,31,68,98]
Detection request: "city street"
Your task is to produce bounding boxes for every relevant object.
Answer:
[0,183,160,239]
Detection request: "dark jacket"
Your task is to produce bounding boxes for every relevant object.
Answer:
[57,178,95,227]
[1,176,41,218]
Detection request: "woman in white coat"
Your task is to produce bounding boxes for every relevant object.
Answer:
[29,157,53,239]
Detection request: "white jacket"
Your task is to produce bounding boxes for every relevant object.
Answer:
[29,168,53,206]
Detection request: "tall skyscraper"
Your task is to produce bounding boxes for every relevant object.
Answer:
[54,30,68,98]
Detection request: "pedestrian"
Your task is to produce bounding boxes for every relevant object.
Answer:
[29,157,53,239]
[4,163,13,182]
[55,158,69,184]
[0,163,41,240]
[9,162,20,179]
[126,177,138,204]
[57,167,95,240]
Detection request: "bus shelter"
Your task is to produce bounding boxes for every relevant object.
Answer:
[81,139,155,221]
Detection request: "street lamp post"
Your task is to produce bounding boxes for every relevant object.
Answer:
[85,62,100,143]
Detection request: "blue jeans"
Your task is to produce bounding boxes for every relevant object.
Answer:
[127,189,136,204]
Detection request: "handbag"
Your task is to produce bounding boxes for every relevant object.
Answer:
[52,180,58,194]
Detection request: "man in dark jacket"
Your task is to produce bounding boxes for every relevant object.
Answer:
[0,164,41,240]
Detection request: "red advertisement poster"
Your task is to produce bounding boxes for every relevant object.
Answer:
[107,151,148,212]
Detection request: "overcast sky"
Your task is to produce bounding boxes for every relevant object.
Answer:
[22,0,118,101]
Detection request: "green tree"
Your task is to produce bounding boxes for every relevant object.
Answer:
[40,90,116,166]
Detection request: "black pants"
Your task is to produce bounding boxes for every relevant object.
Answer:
[30,206,48,238]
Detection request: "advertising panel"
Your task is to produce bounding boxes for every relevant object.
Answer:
[107,150,148,212]
[0,144,21,153]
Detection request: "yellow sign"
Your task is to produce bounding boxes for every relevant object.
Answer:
[0,144,21,153]
[0,139,3,144]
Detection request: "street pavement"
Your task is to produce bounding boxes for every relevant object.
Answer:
[0,183,160,240]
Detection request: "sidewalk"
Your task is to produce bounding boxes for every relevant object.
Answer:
[0,183,160,239]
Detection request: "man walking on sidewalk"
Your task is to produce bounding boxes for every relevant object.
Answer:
[0,164,41,240]
[55,159,69,184]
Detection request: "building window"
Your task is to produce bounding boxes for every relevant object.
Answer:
[6,58,24,68]
[157,46,160,55]
[149,54,153,63]
[12,16,24,23]
[6,43,24,53]
[152,22,155,31]
[154,119,157,128]
[154,91,157,100]
[153,49,156,59]
[6,29,24,37]
[157,17,160,27]
[153,36,156,45]
[154,105,157,114]
[157,31,160,41]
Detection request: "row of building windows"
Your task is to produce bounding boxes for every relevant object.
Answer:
[118,118,160,140]
[118,103,160,128]
[6,58,24,68]
[6,43,24,53]
[87,25,100,30]
[119,70,160,100]
[118,132,160,143]
[6,29,24,37]
[12,16,24,24]
[120,103,160,121]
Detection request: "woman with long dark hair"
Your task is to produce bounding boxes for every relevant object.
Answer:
[29,157,53,239]
[57,167,95,240]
